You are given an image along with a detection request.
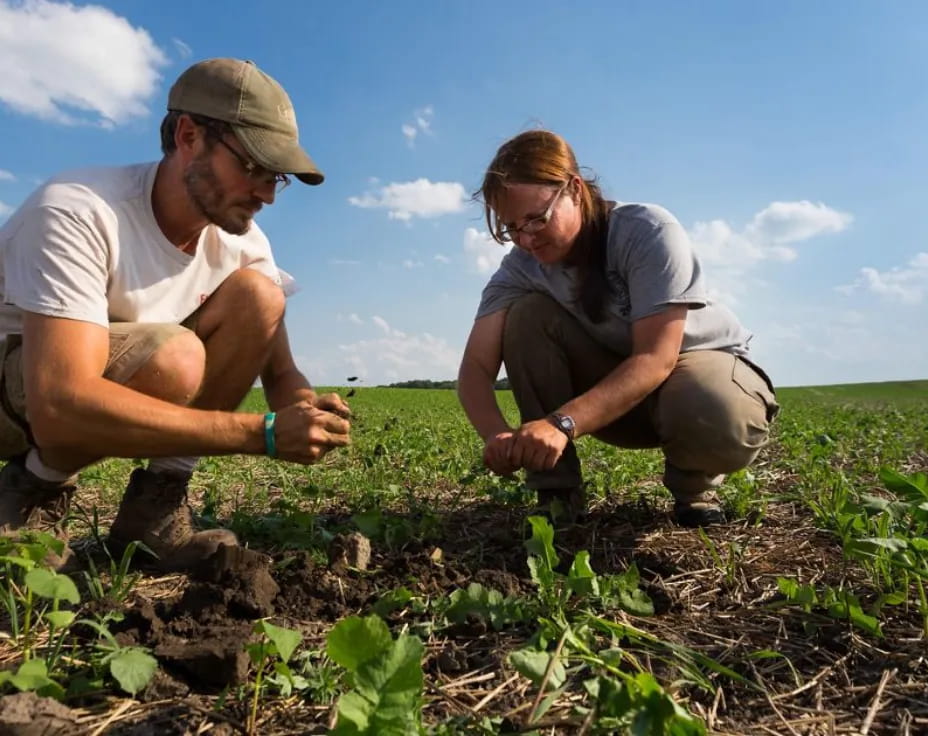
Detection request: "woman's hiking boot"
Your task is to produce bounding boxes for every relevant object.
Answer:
[0,458,75,570]
[673,498,726,527]
[109,468,238,572]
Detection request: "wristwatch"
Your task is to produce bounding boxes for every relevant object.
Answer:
[547,412,576,441]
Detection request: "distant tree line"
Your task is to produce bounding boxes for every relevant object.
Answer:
[384,378,511,390]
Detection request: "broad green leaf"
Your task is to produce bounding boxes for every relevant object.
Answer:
[44,610,76,628]
[509,649,566,689]
[846,537,908,559]
[332,690,372,734]
[880,468,928,502]
[776,577,799,598]
[526,556,556,591]
[567,551,599,597]
[24,568,80,604]
[352,510,383,540]
[524,516,559,570]
[245,640,272,665]
[371,587,413,617]
[9,659,55,692]
[0,555,36,570]
[109,647,158,695]
[256,620,302,663]
[355,634,424,731]
[327,615,392,671]
[618,588,655,617]
[272,661,296,695]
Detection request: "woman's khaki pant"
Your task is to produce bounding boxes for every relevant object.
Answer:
[502,293,779,503]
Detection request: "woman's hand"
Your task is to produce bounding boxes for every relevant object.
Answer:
[509,418,569,471]
[483,431,519,475]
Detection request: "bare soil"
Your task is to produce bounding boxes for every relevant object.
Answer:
[3,485,927,735]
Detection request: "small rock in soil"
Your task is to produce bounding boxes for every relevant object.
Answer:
[328,531,372,572]
[0,692,80,736]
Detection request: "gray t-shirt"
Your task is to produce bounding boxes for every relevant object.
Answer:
[475,202,751,356]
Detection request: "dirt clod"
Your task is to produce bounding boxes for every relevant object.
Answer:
[0,692,80,736]
[154,634,251,689]
[186,543,279,618]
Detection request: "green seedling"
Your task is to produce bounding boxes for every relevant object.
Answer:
[774,577,882,637]
[326,614,424,735]
[523,515,654,616]
[245,620,304,734]
[77,617,158,696]
[444,582,529,630]
[581,673,706,735]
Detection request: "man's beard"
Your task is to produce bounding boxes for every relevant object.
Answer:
[184,154,254,236]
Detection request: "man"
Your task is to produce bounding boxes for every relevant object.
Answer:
[0,58,351,571]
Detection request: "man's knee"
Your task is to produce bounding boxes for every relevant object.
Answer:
[190,269,286,341]
[123,328,205,405]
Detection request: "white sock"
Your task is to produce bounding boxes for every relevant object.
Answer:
[25,449,78,484]
[147,457,199,477]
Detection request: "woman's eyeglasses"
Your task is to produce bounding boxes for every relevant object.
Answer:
[499,181,568,242]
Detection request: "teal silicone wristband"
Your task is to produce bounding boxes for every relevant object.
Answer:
[264,412,277,458]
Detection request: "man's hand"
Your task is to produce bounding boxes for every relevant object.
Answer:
[483,431,518,476]
[509,418,569,471]
[273,400,351,464]
[313,392,351,419]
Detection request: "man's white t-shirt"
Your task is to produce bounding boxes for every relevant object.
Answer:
[0,162,291,337]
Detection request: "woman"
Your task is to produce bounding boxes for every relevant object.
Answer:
[457,130,778,527]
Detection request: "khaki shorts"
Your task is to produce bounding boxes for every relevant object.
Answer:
[0,322,192,460]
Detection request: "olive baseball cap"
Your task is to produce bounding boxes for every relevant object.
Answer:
[168,58,324,185]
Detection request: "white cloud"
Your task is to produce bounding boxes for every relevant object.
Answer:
[348,179,467,221]
[372,315,392,334]
[402,105,433,147]
[688,200,852,303]
[745,201,853,245]
[0,0,168,126]
[463,227,510,274]
[172,38,192,59]
[0,201,11,218]
[837,252,928,305]
[334,329,460,384]
[348,313,363,325]
[401,124,417,146]
[403,259,424,269]
[0,169,15,182]
[434,254,451,264]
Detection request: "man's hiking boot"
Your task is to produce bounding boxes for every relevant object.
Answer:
[673,499,726,528]
[0,458,75,570]
[109,468,238,572]
[535,486,587,526]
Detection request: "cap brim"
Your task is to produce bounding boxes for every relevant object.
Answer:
[233,125,324,186]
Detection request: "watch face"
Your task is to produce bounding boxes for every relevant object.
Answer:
[551,413,575,437]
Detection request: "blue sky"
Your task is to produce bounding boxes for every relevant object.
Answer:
[1,0,926,387]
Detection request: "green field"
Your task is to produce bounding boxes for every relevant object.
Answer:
[1,381,927,734]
